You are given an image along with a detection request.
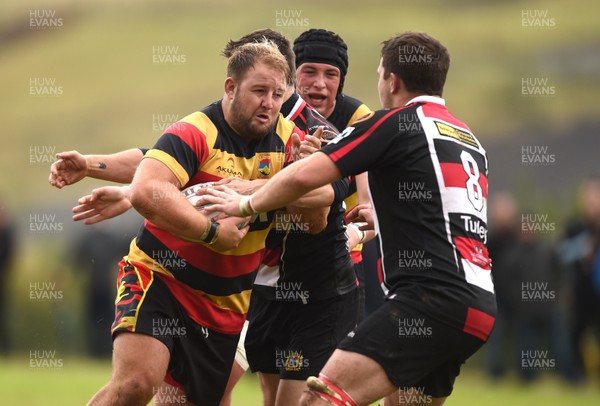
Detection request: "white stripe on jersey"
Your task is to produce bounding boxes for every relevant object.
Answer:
[284,95,305,120]
[417,106,494,293]
[462,258,494,293]
[254,264,279,287]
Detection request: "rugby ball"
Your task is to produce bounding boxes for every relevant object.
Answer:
[181,182,221,220]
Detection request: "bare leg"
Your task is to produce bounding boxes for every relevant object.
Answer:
[88,332,170,406]
[275,378,309,406]
[258,372,280,406]
[219,361,246,406]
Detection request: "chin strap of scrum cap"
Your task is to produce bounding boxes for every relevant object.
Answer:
[306,374,358,406]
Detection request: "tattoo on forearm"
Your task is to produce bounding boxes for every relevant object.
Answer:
[99,162,107,169]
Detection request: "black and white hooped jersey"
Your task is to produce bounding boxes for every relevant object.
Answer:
[321,96,495,317]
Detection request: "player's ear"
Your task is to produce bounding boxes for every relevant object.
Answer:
[389,72,402,94]
[224,77,237,98]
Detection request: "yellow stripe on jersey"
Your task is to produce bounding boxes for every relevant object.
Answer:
[145,149,190,188]
[126,239,252,315]
[180,111,219,150]
[125,239,176,278]
[346,104,373,128]
[193,288,252,315]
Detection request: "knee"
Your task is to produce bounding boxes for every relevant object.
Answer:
[111,371,161,403]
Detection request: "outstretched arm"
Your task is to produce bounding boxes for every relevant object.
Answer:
[49,148,144,188]
[130,157,249,251]
[199,152,341,217]
[72,185,132,225]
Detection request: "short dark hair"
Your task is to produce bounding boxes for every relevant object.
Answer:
[223,29,295,86]
[227,41,289,87]
[381,32,450,96]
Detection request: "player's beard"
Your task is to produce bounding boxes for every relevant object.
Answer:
[229,96,277,142]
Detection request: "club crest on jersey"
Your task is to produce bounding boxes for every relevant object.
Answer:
[258,156,271,177]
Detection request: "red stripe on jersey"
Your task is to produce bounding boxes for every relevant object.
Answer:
[156,273,246,334]
[463,307,495,341]
[164,121,210,165]
[439,162,488,198]
[288,99,307,122]
[454,236,491,270]
[262,246,281,267]
[148,224,263,278]
[420,102,471,132]
[187,171,222,186]
[377,256,384,285]
[329,108,402,163]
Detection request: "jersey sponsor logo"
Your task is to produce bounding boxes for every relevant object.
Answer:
[435,121,478,148]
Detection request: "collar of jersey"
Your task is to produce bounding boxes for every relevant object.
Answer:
[405,95,445,106]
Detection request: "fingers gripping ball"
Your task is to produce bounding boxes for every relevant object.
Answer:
[181,182,223,220]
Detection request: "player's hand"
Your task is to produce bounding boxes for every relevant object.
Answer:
[346,204,374,230]
[291,127,324,161]
[49,150,88,189]
[72,185,132,225]
[210,216,250,252]
[211,178,259,196]
[196,185,244,217]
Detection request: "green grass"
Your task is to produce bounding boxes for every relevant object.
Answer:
[0,357,597,405]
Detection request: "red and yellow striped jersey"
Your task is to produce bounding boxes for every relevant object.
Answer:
[123,101,302,334]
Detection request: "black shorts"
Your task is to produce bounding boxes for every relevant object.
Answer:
[338,295,492,398]
[246,289,358,380]
[112,260,238,406]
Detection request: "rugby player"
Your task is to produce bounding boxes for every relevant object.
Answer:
[198,32,497,406]
[294,29,374,321]
[86,41,302,406]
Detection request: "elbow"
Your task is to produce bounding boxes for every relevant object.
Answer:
[129,183,156,219]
